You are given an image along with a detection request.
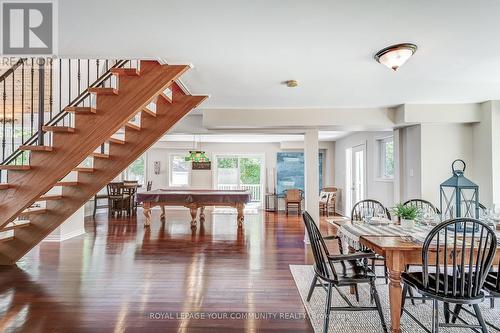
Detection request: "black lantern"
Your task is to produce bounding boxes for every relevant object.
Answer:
[440,159,479,220]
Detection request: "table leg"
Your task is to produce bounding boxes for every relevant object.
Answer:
[199,206,205,221]
[189,206,198,227]
[160,206,166,220]
[143,203,152,227]
[386,250,405,333]
[236,203,244,227]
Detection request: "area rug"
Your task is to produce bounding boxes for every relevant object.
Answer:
[290,264,500,332]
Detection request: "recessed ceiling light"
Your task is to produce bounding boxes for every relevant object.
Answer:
[374,43,417,71]
[284,80,299,87]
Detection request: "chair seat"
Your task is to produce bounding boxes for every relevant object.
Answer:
[328,259,376,285]
[109,194,130,200]
[483,271,499,295]
[402,271,485,303]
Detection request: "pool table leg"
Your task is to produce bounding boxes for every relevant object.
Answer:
[160,205,166,220]
[189,206,198,227]
[199,206,205,221]
[143,202,152,227]
[236,203,244,227]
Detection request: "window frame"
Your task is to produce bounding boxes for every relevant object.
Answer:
[377,136,395,181]
[169,152,191,187]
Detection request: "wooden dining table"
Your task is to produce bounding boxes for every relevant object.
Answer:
[328,218,500,333]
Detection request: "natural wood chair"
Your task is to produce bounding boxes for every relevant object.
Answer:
[107,182,130,217]
[401,218,497,333]
[320,187,337,216]
[302,211,388,333]
[122,181,139,216]
[284,189,303,215]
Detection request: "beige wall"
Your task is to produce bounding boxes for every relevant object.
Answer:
[333,131,394,215]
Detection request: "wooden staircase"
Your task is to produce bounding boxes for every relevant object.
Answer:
[0,60,207,265]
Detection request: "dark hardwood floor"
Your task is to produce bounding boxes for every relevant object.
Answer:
[0,208,338,332]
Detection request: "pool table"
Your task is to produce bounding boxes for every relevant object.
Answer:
[136,189,252,227]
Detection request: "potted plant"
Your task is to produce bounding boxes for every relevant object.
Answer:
[393,204,419,229]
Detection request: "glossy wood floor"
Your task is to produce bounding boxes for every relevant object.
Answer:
[0,208,338,332]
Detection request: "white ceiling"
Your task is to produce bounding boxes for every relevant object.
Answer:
[60,0,500,109]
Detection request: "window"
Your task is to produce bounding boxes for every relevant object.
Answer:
[170,154,190,186]
[215,155,264,203]
[124,155,145,183]
[378,137,394,179]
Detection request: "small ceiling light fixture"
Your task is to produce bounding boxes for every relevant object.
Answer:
[284,80,299,87]
[374,43,417,71]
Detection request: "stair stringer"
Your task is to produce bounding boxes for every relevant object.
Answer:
[0,92,207,264]
[0,62,189,228]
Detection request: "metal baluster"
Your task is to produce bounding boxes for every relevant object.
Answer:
[21,61,24,160]
[2,80,6,160]
[68,59,71,126]
[38,58,45,146]
[31,58,34,136]
[59,59,62,125]
[11,70,15,157]
[49,57,53,118]
[96,59,100,87]
[77,59,81,95]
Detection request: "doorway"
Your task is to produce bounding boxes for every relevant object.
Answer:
[345,144,366,216]
[213,154,265,207]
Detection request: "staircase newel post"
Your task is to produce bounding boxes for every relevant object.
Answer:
[37,58,45,146]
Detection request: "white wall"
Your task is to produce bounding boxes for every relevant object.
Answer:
[401,125,421,201]
[420,123,474,207]
[145,140,335,208]
[333,131,394,215]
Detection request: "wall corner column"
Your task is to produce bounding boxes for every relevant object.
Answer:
[304,129,319,243]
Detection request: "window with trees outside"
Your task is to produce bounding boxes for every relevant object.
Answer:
[123,155,145,184]
[170,153,190,186]
[215,155,263,203]
[379,137,394,179]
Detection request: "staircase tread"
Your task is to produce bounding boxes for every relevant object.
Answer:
[19,145,53,152]
[2,220,30,231]
[111,68,139,76]
[159,92,172,103]
[42,126,75,133]
[19,207,46,216]
[0,184,10,189]
[88,87,118,95]
[37,195,63,201]
[125,123,141,131]
[65,106,97,114]
[142,107,156,117]
[74,167,94,173]
[107,137,125,144]
[91,152,109,159]
[55,181,79,186]
[0,165,30,171]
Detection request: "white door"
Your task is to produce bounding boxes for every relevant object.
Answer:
[351,144,366,208]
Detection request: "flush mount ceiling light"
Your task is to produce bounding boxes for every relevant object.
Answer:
[374,43,417,71]
[284,80,299,87]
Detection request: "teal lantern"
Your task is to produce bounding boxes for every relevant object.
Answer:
[440,159,479,220]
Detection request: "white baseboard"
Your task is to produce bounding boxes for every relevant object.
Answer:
[43,228,85,242]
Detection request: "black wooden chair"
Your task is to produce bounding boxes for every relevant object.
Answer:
[302,211,388,333]
[401,218,497,333]
[146,180,153,191]
[403,199,440,304]
[351,199,391,283]
[403,199,440,214]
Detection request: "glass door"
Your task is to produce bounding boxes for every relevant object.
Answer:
[215,155,264,206]
[351,145,366,208]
